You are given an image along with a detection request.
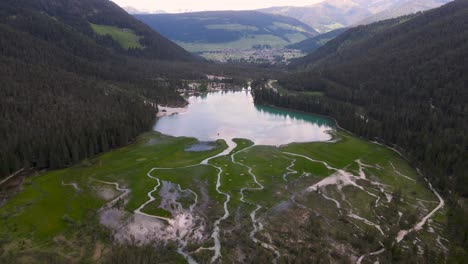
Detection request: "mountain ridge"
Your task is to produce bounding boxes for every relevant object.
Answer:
[134,11,318,53]
[0,0,196,178]
[0,0,193,61]
[259,0,452,32]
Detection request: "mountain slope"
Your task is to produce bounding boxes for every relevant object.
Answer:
[0,0,193,61]
[259,0,370,33]
[286,28,348,53]
[255,3,468,257]
[0,0,194,178]
[134,11,318,53]
[259,0,452,32]
[258,0,468,200]
[357,0,451,25]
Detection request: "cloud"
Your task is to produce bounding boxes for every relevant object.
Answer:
[112,0,322,13]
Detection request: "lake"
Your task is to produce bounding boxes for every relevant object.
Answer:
[154,90,334,147]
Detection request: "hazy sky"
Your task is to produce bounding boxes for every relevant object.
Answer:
[111,0,322,13]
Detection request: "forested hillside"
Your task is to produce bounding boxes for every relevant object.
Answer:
[253,1,468,259]
[0,0,196,179]
[0,0,193,60]
[135,11,318,52]
[286,28,348,53]
[356,0,451,25]
[259,0,451,33]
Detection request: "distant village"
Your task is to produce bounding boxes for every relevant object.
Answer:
[199,48,305,65]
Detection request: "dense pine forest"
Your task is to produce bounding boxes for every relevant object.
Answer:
[253,0,467,260]
[0,0,277,179]
[0,0,197,178]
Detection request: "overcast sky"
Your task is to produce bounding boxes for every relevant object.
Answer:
[111,0,322,13]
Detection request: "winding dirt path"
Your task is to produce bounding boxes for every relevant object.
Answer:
[132,141,236,264]
[282,152,444,263]
[396,178,445,243]
[232,146,281,262]
[282,157,297,182]
[94,180,131,210]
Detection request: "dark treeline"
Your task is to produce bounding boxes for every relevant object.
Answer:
[0,0,191,178]
[0,0,276,179]
[286,27,348,54]
[134,11,317,44]
[253,0,468,261]
[0,58,156,176]
[0,0,194,61]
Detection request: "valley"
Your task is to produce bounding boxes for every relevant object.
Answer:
[0,0,466,263]
[0,91,449,263]
[134,11,316,62]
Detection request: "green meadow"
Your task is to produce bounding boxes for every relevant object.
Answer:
[0,131,447,263]
[91,23,143,49]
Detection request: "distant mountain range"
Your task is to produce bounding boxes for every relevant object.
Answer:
[259,0,452,32]
[356,0,452,25]
[123,6,166,15]
[134,11,318,53]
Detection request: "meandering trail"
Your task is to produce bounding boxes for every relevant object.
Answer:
[0,168,24,187]
[134,169,169,221]
[282,151,445,264]
[282,157,297,182]
[205,163,231,263]
[93,140,445,264]
[130,141,237,264]
[356,246,385,264]
[61,181,80,192]
[93,180,131,210]
[232,145,281,262]
[348,212,385,236]
[396,177,445,243]
[389,161,416,182]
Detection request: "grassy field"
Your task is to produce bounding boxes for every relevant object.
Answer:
[205,24,259,31]
[90,23,143,49]
[0,131,448,263]
[177,34,307,53]
[271,80,325,97]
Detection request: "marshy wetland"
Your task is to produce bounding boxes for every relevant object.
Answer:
[0,91,448,263]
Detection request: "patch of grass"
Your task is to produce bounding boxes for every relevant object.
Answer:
[271,22,307,33]
[0,132,227,243]
[205,24,258,31]
[142,205,172,218]
[272,80,324,97]
[90,23,142,49]
[324,23,344,31]
[0,131,447,262]
[177,34,305,52]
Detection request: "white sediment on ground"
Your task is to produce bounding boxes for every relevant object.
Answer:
[389,161,416,182]
[396,177,445,243]
[94,180,131,209]
[282,151,444,264]
[348,212,385,236]
[321,192,341,209]
[61,181,80,192]
[356,245,385,264]
[282,157,297,182]
[96,139,237,264]
[233,145,281,262]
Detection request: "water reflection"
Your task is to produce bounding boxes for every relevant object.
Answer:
[154,91,334,146]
